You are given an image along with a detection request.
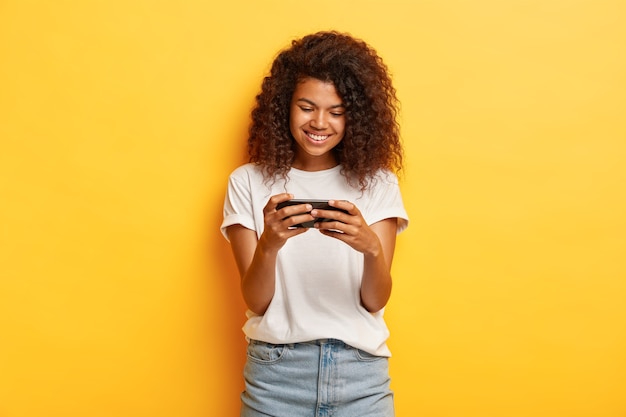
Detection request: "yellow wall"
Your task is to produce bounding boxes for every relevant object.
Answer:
[1,1,624,416]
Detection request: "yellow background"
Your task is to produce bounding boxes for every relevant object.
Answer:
[1,1,625,416]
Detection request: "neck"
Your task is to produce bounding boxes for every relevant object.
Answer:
[291,155,338,172]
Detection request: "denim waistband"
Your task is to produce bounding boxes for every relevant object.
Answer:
[249,338,347,348]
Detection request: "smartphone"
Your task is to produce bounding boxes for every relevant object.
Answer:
[276,199,348,228]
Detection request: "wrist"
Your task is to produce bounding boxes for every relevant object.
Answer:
[363,239,384,259]
[257,234,281,257]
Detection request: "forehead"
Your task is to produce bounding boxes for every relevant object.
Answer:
[292,77,343,105]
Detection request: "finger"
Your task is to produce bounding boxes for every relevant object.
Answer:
[264,193,294,213]
[284,213,316,228]
[318,227,350,241]
[315,220,351,234]
[280,226,310,237]
[310,208,348,225]
[328,199,358,214]
[279,203,313,218]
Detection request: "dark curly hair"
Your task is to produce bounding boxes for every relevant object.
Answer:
[248,31,403,190]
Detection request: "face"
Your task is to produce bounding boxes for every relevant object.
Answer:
[289,77,346,171]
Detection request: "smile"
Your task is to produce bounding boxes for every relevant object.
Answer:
[306,131,330,142]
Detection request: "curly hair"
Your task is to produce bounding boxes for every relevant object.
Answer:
[248,31,403,190]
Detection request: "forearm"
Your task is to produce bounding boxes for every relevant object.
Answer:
[360,245,393,313]
[241,241,279,315]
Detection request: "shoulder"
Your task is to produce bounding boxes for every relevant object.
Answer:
[369,169,400,188]
[228,163,265,183]
[360,169,404,203]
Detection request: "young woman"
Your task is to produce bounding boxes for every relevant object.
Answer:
[221,31,408,417]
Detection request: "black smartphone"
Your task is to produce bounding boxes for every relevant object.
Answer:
[276,199,348,228]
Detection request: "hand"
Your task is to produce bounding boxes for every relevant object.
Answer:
[259,193,315,252]
[312,200,383,257]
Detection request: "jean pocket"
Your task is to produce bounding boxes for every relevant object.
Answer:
[247,340,288,364]
[353,347,385,362]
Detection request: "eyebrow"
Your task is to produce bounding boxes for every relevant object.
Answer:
[296,98,345,109]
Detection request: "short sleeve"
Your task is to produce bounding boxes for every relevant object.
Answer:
[363,171,409,234]
[220,168,257,241]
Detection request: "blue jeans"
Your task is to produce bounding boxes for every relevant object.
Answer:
[240,339,394,417]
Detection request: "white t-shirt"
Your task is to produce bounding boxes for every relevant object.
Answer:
[221,163,408,356]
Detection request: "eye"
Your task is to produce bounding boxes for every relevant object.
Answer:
[299,106,313,112]
[331,112,344,117]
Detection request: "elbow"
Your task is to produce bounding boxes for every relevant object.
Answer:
[360,281,392,313]
[361,292,390,313]
[362,299,388,313]
[243,292,271,316]
[241,278,273,316]
[248,305,268,316]
[244,297,270,316]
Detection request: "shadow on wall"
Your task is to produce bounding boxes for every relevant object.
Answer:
[203,175,249,413]
[199,92,253,412]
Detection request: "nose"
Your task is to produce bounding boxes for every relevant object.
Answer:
[310,111,328,130]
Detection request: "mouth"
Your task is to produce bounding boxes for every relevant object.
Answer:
[305,131,331,142]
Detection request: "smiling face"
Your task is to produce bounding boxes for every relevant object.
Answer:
[289,77,346,171]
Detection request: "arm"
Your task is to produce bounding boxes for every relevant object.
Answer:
[313,201,398,312]
[360,218,397,312]
[226,193,315,315]
[227,224,277,315]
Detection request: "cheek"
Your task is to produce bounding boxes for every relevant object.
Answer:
[289,110,305,129]
[289,119,298,135]
[288,112,298,134]
[334,119,346,135]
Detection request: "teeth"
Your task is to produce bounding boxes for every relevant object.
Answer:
[308,132,329,141]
